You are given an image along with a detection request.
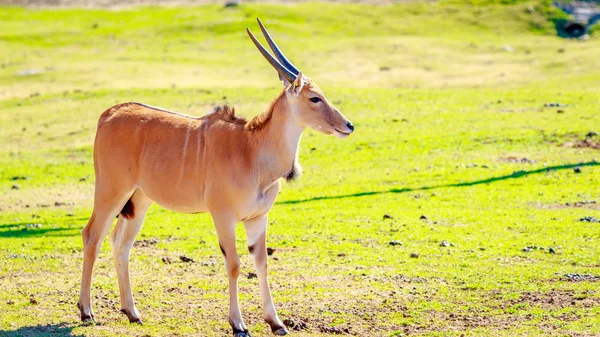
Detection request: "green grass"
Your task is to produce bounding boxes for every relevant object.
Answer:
[1,1,600,336]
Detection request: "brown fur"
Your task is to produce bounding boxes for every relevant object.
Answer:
[245,91,285,132]
[120,199,135,220]
[213,105,247,125]
[284,161,301,182]
[211,94,282,133]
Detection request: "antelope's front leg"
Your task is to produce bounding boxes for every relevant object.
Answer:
[244,216,289,336]
[212,213,249,337]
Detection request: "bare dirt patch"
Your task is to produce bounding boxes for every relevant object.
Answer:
[531,200,600,211]
[563,138,600,150]
[440,312,523,329]
[399,311,524,336]
[567,200,598,208]
[394,274,428,283]
[498,108,541,113]
[133,238,160,247]
[508,290,600,309]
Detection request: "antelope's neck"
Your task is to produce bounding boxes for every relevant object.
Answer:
[255,97,304,186]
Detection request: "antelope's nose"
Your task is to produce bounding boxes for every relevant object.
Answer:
[346,121,355,132]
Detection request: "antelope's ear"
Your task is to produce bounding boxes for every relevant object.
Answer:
[279,73,292,87]
[289,71,305,97]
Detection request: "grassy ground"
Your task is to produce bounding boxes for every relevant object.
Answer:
[1,1,600,336]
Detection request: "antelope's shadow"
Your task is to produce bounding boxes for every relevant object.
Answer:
[278,161,599,205]
[0,323,83,337]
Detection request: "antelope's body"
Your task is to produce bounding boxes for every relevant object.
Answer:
[78,19,354,337]
[95,102,291,218]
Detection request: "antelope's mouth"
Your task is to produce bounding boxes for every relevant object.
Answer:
[327,120,353,138]
[334,128,352,135]
[332,128,352,139]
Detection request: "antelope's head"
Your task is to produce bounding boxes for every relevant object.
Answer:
[247,19,354,138]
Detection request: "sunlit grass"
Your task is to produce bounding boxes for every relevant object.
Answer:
[1,1,599,336]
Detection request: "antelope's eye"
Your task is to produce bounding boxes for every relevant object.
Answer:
[309,97,322,103]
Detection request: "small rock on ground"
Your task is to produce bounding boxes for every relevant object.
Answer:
[179,255,194,263]
[440,240,453,247]
[16,69,44,77]
[562,273,600,282]
[522,245,542,252]
[544,102,568,107]
[502,156,536,164]
[389,240,402,246]
[267,247,275,256]
[503,45,514,52]
[410,252,419,258]
[383,214,393,220]
[580,216,599,223]
[247,272,257,279]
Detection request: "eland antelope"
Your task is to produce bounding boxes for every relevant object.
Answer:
[77,18,354,337]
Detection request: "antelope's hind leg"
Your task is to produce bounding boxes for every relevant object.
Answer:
[78,189,134,323]
[244,216,288,336]
[109,189,153,324]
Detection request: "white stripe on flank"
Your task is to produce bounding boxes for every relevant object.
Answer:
[202,118,208,167]
[179,123,192,183]
[195,122,202,174]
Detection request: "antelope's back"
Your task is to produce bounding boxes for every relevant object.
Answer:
[93,102,203,181]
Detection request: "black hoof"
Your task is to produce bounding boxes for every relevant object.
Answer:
[77,302,96,323]
[272,327,289,336]
[233,328,251,337]
[130,318,143,325]
[120,309,143,324]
